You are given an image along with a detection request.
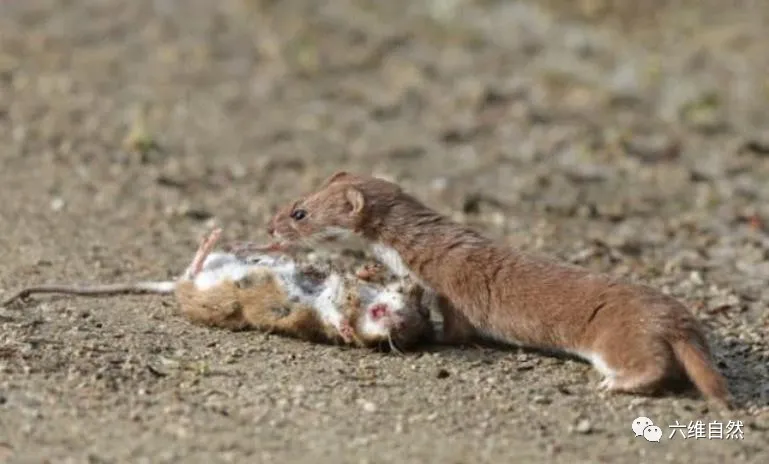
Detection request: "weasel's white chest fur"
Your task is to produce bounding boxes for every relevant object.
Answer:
[371,243,411,278]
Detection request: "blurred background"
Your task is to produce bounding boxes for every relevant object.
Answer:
[1,1,768,462]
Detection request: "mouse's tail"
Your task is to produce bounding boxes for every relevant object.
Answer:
[2,281,176,306]
[670,336,732,410]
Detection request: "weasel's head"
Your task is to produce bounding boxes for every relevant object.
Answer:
[267,171,399,250]
[354,281,433,351]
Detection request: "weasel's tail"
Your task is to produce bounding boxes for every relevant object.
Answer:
[2,281,176,306]
[670,337,732,409]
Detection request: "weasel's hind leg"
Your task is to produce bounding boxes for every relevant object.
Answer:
[591,338,677,397]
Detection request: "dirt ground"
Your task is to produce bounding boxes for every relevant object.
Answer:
[1,0,768,462]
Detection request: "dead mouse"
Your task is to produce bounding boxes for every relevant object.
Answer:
[2,228,433,351]
[262,171,732,409]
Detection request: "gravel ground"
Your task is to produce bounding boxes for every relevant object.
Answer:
[1,1,768,462]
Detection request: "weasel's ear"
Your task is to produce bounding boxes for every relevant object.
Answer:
[322,171,351,187]
[345,187,365,215]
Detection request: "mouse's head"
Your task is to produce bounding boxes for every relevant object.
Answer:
[267,171,401,249]
[353,281,433,351]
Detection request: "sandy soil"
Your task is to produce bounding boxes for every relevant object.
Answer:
[1,0,768,462]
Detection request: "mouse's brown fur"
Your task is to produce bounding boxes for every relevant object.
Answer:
[267,171,732,409]
[174,268,344,344]
[175,229,434,350]
[2,227,433,351]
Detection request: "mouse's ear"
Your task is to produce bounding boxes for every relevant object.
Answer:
[345,187,365,215]
[322,171,351,187]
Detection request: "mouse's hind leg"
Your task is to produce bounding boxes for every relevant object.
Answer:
[590,337,676,397]
[187,228,223,277]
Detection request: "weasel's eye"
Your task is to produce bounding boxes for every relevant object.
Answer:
[290,209,307,221]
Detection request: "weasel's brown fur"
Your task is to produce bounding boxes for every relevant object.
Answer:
[267,171,732,408]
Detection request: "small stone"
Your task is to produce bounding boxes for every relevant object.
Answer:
[359,400,377,413]
[532,395,551,405]
[430,177,448,192]
[622,132,680,163]
[707,293,741,313]
[516,364,534,372]
[743,135,769,157]
[573,418,592,434]
[689,271,705,286]
[50,197,65,211]
[183,208,213,221]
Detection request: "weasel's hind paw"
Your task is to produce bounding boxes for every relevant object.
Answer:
[597,370,665,397]
[598,376,616,392]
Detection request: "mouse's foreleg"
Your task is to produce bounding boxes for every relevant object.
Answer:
[225,241,287,258]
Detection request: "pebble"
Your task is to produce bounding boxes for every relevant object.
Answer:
[50,197,65,211]
[573,418,593,434]
[359,400,377,413]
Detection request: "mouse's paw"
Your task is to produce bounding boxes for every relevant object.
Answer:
[402,281,424,302]
[355,263,384,282]
[225,241,260,256]
[226,241,284,259]
[338,319,356,344]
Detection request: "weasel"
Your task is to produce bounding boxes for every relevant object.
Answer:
[1,228,433,351]
[263,171,732,408]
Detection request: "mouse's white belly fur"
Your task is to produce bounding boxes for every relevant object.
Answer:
[311,273,346,330]
[188,251,347,331]
[192,261,256,290]
[185,250,417,340]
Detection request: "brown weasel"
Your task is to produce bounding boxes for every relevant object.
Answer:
[2,228,433,351]
[263,171,732,408]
